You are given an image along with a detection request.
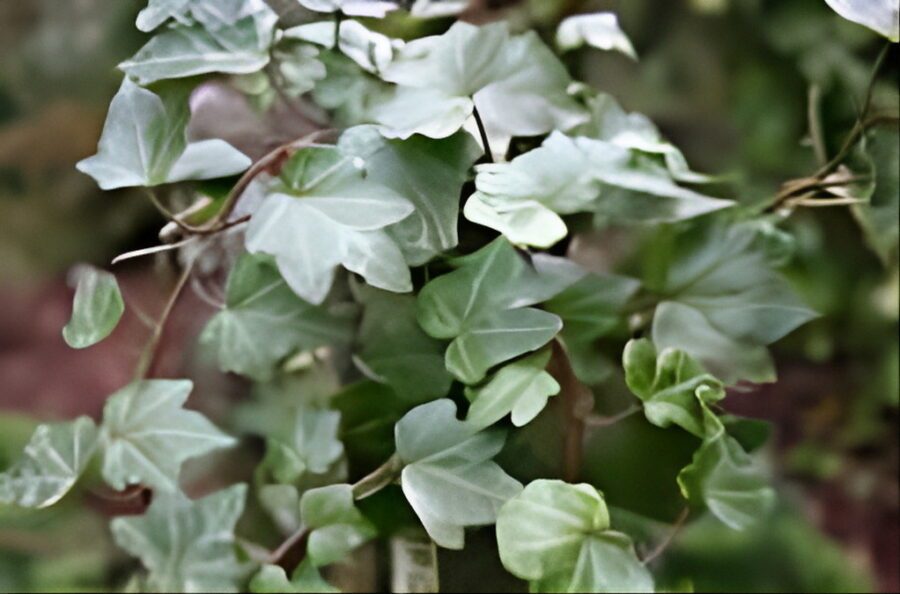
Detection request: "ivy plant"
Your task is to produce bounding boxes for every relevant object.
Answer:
[3,1,897,593]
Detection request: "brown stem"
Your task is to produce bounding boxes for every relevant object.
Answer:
[585,405,642,428]
[134,259,196,379]
[549,340,594,483]
[642,507,690,565]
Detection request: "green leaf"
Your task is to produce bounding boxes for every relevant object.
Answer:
[284,20,399,74]
[464,132,730,248]
[245,142,414,305]
[395,399,523,549]
[77,79,250,190]
[853,129,900,262]
[297,0,397,17]
[678,411,775,531]
[496,480,653,593]
[556,12,637,59]
[373,21,586,147]
[0,417,98,508]
[62,266,124,349]
[250,562,339,594]
[136,0,191,32]
[339,125,481,266]
[416,238,566,383]
[136,0,267,32]
[300,483,377,566]
[121,3,278,85]
[824,0,900,41]
[263,404,344,484]
[101,380,236,493]
[200,254,355,380]
[353,284,452,403]
[111,484,249,592]
[465,349,560,430]
[651,224,818,384]
[623,339,725,438]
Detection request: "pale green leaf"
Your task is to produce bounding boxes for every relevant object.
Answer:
[200,254,355,380]
[374,21,586,146]
[101,380,236,493]
[853,129,900,262]
[416,238,566,384]
[62,266,124,349]
[824,0,899,41]
[121,4,278,84]
[111,484,249,593]
[245,142,414,305]
[465,349,560,430]
[250,562,339,594]
[496,480,653,593]
[0,417,98,508]
[623,339,725,438]
[301,483,377,566]
[77,79,250,190]
[395,399,523,549]
[137,0,269,32]
[652,224,818,384]
[298,0,397,17]
[557,12,637,59]
[284,20,400,73]
[678,411,776,530]
[263,404,344,483]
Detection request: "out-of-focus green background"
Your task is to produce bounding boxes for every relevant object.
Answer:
[0,0,896,592]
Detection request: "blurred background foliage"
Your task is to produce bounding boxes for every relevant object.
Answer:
[0,0,896,592]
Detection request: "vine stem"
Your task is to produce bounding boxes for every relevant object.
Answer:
[549,340,593,483]
[472,104,494,163]
[642,507,690,565]
[134,258,196,380]
[585,405,642,428]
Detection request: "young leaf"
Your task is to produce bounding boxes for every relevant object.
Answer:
[465,349,560,430]
[556,12,637,59]
[263,404,344,484]
[245,142,414,305]
[62,266,124,349]
[0,417,98,508]
[496,480,653,593]
[200,254,355,380]
[300,483,377,566]
[339,125,481,266]
[651,224,818,384]
[121,3,278,85]
[111,484,249,592]
[373,21,586,146]
[623,339,725,438]
[250,562,339,594]
[824,0,900,41]
[353,285,452,403]
[395,399,523,549]
[101,380,237,493]
[77,79,250,190]
[416,238,565,383]
[678,411,775,531]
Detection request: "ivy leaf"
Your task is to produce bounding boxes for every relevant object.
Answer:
[297,0,398,18]
[0,417,99,508]
[853,129,900,262]
[62,265,124,349]
[120,4,278,85]
[464,132,730,248]
[284,20,399,74]
[136,0,191,32]
[136,0,268,32]
[245,143,414,305]
[651,224,818,384]
[417,238,564,384]
[395,399,523,549]
[353,284,452,403]
[496,480,654,593]
[101,380,237,493]
[339,125,481,266]
[250,562,339,594]
[111,484,249,593]
[556,12,637,59]
[678,411,775,530]
[200,254,355,380]
[465,349,560,430]
[824,0,900,41]
[312,51,392,127]
[623,339,725,438]
[373,21,586,146]
[263,404,344,484]
[77,79,250,190]
[301,483,377,566]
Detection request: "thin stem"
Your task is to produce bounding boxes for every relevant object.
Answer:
[585,405,642,428]
[472,104,494,163]
[134,259,196,379]
[807,85,827,166]
[268,526,310,565]
[352,453,404,500]
[642,507,690,565]
[144,189,207,235]
[549,340,593,483]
